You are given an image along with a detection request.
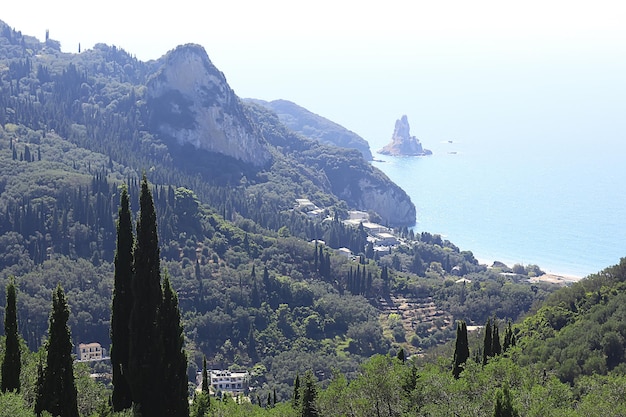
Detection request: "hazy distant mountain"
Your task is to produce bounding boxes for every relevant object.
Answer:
[250,99,374,161]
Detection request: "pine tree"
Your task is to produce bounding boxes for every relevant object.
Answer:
[111,185,134,411]
[300,370,319,417]
[1,276,21,393]
[160,273,189,417]
[35,284,79,417]
[453,320,470,378]
[493,383,519,417]
[128,174,164,415]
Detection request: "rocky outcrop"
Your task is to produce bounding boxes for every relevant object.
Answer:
[146,44,270,166]
[353,178,416,226]
[378,115,432,156]
[251,99,374,160]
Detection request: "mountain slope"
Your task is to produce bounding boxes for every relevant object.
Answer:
[516,257,626,383]
[250,98,374,161]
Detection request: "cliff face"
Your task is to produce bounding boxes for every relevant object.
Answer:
[379,115,432,156]
[352,178,416,226]
[146,44,270,166]
[145,45,413,224]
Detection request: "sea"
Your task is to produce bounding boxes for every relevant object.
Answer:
[371,138,626,278]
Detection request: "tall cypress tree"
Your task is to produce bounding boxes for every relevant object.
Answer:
[292,372,300,408]
[111,185,134,411]
[503,321,516,352]
[492,320,502,356]
[35,284,79,417]
[191,357,210,417]
[453,320,470,379]
[300,370,319,417]
[483,318,493,365]
[160,273,189,417]
[1,276,21,393]
[201,356,210,395]
[128,175,164,415]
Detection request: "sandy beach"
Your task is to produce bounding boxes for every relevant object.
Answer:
[528,273,583,285]
[477,258,583,285]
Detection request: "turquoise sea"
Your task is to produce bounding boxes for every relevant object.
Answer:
[372,139,626,278]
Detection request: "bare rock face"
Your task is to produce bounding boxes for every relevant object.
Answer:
[146,44,270,166]
[378,115,432,156]
[355,178,416,226]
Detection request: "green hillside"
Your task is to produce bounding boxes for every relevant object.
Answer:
[1,19,623,417]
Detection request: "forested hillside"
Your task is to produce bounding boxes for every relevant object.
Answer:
[3,19,623,417]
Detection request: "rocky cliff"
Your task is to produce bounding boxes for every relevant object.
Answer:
[379,115,432,156]
[146,44,271,166]
[352,178,416,226]
[251,99,374,160]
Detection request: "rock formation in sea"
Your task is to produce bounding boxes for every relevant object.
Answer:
[378,115,432,156]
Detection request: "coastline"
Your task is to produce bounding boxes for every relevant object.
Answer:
[476,257,584,284]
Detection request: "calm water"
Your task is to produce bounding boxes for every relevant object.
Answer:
[372,139,626,277]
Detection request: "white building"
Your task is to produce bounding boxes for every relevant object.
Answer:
[295,199,318,212]
[210,370,249,395]
[77,342,105,361]
[336,247,353,257]
[361,222,389,234]
[347,210,369,221]
[375,232,399,246]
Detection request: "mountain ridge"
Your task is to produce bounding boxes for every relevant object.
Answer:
[249,98,374,161]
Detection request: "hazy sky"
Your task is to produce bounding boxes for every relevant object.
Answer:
[3,1,625,148]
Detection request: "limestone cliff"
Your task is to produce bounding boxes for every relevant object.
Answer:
[146,44,270,166]
[379,115,432,156]
[352,178,416,226]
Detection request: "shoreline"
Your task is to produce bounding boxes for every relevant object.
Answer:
[476,257,584,284]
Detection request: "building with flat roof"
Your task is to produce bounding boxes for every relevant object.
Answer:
[210,370,249,395]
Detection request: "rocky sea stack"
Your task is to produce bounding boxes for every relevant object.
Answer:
[379,115,432,156]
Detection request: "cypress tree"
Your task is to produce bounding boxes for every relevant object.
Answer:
[191,357,210,417]
[300,370,319,417]
[492,320,502,356]
[128,174,164,415]
[483,318,493,365]
[160,273,189,417]
[396,347,406,363]
[201,356,210,395]
[503,321,516,352]
[453,320,470,379]
[292,372,300,408]
[111,185,134,411]
[1,276,21,393]
[35,284,79,417]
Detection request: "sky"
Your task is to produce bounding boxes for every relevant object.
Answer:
[3,1,626,148]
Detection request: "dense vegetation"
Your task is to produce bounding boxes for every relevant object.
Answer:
[1,19,624,416]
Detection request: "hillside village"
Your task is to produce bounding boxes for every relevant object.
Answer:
[295,198,398,255]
